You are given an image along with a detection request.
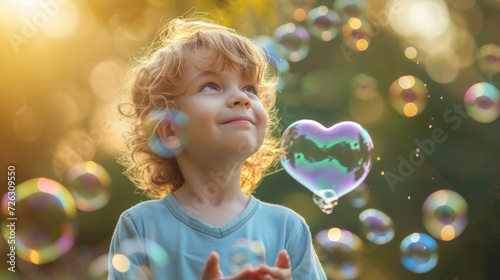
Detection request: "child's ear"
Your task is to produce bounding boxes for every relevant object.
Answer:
[157,120,182,149]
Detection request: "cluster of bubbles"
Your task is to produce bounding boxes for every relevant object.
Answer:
[1,161,113,265]
[389,75,428,117]
[228,238,266,275]
[257,0,371,68]
[309,186,470,276]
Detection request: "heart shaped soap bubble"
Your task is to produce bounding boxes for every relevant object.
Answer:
[280,120,374,213]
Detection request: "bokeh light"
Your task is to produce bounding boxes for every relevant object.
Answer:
[273,23,311,62]
[1,178,76,264]
[306,6,341,41]
[314,228,364,279]
[400,233,438,273]
[64,161,112,212]
[88,253,109,280]
[110,238,169,278]
[389,75,428,117]
[359,208,395,244]
[464,82,500,123]
[422,190,468,241]
[229,238,265,275]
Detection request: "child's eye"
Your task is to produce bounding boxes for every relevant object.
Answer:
[200,84,218,92]
[243,86,259,95]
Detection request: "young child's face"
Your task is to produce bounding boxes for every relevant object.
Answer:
[174,48,268,160]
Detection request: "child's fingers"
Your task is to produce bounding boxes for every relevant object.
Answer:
[257,265,291,280]
[201,252,223,279]
[273,250,291,269]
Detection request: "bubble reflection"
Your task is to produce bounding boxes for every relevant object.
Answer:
[389,75,428,117]
[146,108,189,158]
[273,23,310,62]
[306,6,341,41]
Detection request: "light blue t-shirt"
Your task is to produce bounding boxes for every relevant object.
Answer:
[108,193,326,279]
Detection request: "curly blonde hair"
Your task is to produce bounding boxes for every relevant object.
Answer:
[118,15,281,199]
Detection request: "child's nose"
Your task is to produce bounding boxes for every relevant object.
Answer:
[228,89,252,109]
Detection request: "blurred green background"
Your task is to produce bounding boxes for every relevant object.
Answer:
[1,0,500,279]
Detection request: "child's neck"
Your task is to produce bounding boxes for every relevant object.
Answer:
[172,156,251,227]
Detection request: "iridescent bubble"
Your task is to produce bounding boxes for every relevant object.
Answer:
[146,108,189,158]
[273,23,311,62]
[314,227,364,279]
[333,0,368,20]
[359,208,395,244]
[422,190,468,241]
[280,120,374,213]
[389,75,428,117]
[400,233,438,274]
[346,182,369,208]
[306,6,341,41]
[252,35,290,90]
[229,238,265,274]
[88,254,109,280]
[110,238,169,278]
[340,17,374,52]
[64,161,111,212]
[351,73,378,100]
[464,82,500,123]
[476,44,500,75]
[1,177,76,264]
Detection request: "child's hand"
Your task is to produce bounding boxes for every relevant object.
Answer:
[201,252,264,280]
[256,250,292,280]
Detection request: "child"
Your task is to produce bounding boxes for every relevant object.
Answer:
[109,14,326,280]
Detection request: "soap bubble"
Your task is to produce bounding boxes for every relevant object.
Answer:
[64,161,111,212]
[252,35,290,90]
[1,177,76,264]
[389,75,428,117]
[359,208,395,244]
[351,73,378,100]
[333,0,368,20]
[314,227,364,279]
[464,82,500,123]
[146,108,189,158]
[346,182,369,208]
[273,23,311,62]
[229,238,265,274]
[340,17,374,52]
[422,190,468,241]
[306,6,341,41]
[400,233,438,274]
[280,120,374,213]
[476,44,500,75]
[110,238,169,278]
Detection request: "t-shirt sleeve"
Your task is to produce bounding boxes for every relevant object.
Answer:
[108,212,150,280]
[288,218,327,280]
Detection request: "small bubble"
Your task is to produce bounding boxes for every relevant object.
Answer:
[416,148,420,152]
[440,96,443,100]
[376,156,381,161]
[408,196,411,199]
[381,171,385,175]
[429,125,432,128]
[416,62,419,64]
[431,117,434,120]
